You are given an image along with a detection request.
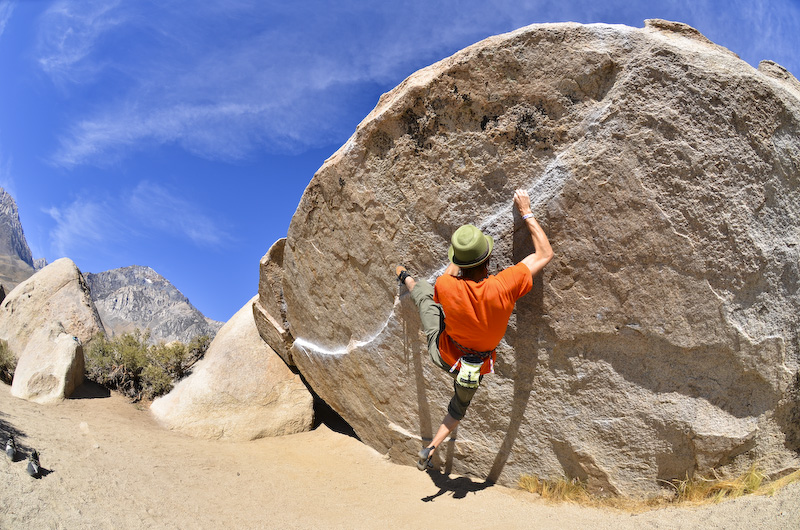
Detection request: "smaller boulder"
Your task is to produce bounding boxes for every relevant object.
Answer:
[11,327,84,404]
[150,296,314,441]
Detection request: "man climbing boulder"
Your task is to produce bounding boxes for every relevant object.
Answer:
[397,189,553,470]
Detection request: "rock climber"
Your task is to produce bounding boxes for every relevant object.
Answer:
[396,189,553,471]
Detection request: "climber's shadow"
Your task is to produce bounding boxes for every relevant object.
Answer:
[485,295,540,483]
[485,223,548,483]
[421,468,493,502]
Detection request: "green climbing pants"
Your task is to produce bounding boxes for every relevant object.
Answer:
[410,279,480,421]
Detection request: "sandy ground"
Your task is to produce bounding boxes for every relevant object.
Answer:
[1,382,798,530]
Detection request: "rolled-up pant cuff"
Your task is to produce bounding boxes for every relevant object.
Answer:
[447,379,479,421]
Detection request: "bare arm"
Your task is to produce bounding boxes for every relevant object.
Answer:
[444,262,460,276]
[513,189,554,277]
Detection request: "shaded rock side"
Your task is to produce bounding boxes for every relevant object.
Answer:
[261,20,800,495]
[0,258,104,360]
[85,265,223,344]
[0,188,35,291]
[150,296,313,441]
[253,238,295,366]
[11,327,84,404]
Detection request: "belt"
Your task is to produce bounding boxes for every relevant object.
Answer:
[447,335,494,361]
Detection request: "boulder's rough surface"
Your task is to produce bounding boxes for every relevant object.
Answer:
[85,265,223,344]
[259,20,800,494]
[0,258,101,403]
[151,296,314,441]
[11,327,84,404]
[0,258,104,360]
[253,238,295,366]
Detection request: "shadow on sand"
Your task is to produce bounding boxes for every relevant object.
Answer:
[421,468,494,502]
[69,380,111,399]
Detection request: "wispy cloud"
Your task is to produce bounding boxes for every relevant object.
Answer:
[38,0,800,168]
[41,1,523,167]
[45,197,122,257]
[45,181,230,259]
[129,181,229,247]
[0,1,14,40]
[36,0,124,84]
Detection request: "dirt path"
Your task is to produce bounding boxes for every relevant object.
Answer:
[1,383,798,529]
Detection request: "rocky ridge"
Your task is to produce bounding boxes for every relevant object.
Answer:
[85,265,223,344]
[255,20,800,495]
[0,187,35,291]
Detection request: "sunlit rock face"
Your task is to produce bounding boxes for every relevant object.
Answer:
[0,258,104,359]
[0,258,103,403]
[151,296,314,441]
[257,20,800,495]
[11,328,84,404]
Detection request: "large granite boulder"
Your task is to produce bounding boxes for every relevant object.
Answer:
[0,258,104,358]
[11,327,85,404]
[150,296,314,441]
[256,20,800,495]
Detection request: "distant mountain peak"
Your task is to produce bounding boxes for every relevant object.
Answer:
[85,265,223,344]
[0,187,36,290]
[0,187,34,267]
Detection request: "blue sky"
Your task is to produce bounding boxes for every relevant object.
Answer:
[0,1,798,323]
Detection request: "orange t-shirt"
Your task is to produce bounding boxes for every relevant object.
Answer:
[434,262,533,375]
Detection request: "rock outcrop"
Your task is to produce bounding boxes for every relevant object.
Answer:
[253,239,294,366]
[0,188,35,291]
[150,296,313,441]
[0,258,104,358]
[11,327,85,404]
[85,265,223,344]
[0,258,104,401]
[255,20,800,494]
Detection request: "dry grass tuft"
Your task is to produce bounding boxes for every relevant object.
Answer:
[672,465,766,505]
[518,467,800,512]
[518,475,592,504]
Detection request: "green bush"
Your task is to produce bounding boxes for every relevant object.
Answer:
[85,330,210,401]
[0,339,15,384]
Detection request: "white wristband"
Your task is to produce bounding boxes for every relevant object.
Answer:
[522,213,534,220]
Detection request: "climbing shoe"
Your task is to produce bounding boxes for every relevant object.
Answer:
[27,450,40,478]
[396,265,412,286]
[417,446,434,471]
[5,436,16,461]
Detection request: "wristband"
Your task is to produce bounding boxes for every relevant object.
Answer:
[522,213,534,220]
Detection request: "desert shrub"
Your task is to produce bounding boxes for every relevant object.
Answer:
[0,339,15,384]
[85,330,210,401]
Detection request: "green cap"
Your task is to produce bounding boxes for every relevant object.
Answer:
[448,224,494,268]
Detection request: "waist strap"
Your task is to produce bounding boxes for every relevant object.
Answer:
[448,335,494,360]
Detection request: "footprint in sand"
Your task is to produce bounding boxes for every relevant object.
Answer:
[79,422,100,449]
